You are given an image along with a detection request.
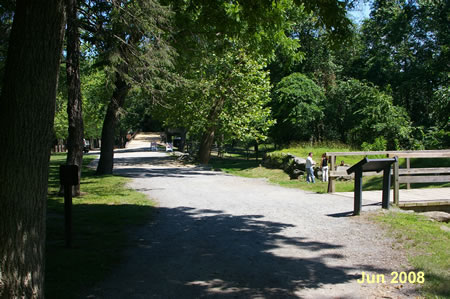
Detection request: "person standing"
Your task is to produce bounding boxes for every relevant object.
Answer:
[306,152,315,183]
[320,153,329,182]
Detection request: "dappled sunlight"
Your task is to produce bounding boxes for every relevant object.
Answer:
[86,206,392,298]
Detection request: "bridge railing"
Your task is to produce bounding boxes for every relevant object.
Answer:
[386,151,450,205]
[326,150,450,205]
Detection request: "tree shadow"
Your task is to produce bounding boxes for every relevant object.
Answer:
[80,205,394,298]
[45,203,155,299]
[209,157,260,172]
[113,167,222,179]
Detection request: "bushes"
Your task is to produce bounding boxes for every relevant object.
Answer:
[269,74,416,150]
[325,79,413,149]
[270,73,325,144]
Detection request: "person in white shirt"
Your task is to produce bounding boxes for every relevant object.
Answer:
[306,152,315,183]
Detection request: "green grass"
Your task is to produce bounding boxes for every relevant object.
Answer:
[374,211,450,298]
[273,141,361,165]
[46,153,154,299]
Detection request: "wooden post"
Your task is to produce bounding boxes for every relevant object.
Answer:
[393,158,399,205]
[59,165,79,248]
[354,169,363,215]
[382,165,391,209]
[64,183,73,248]
[406,157,411,189]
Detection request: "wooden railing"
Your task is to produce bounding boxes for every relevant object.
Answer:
[326,151,450,201]
[387,151,450,205]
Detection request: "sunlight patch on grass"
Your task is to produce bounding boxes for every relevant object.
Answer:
[375,211,450,298]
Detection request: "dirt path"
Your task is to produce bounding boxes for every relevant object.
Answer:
[85,142,419,298]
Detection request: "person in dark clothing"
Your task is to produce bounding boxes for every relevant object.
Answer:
[320,153,329,182]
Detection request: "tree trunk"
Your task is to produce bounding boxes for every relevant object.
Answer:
[0,1,66,298]
[198,127,216,164]
[96,74,129,175]
[64,0,84,196]
[197,97,225,164]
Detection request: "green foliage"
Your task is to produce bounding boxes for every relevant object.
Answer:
[270,73,325,144]
[359,0,449,128]
[268,8,343,89]
[53,61,111,140]
[414,126,450,150]
[53,96,68,139]
[430,86,450,129]
[78,0,176,139]
[53,66,69,139]
[157,0,354,155]
[160,48,273,146]
[361,136,387,151]
[81,66,111,139]
[326,79,412,149]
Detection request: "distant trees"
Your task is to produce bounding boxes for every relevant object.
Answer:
[269,74,413,150]
[266,0,449,150]
[359,0,449,128]
[325,79,412,150]
[270,73,325,145]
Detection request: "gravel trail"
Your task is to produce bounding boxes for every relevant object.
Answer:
[86,147,419,299]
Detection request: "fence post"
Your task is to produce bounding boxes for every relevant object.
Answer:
[327,154,336,193]
[406,158,411,189]
[393,158,399,205]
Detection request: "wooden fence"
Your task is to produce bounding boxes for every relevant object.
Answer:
[326,150,450,205]
[387,151,450,205]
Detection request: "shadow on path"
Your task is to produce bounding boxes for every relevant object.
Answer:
[88,206,391,298]
[114,167,221,179]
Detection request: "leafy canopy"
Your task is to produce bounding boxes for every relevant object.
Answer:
[270,72,325,144]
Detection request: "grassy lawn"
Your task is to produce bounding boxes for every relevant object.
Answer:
[46,153,154,299]
[272,141,365,166]
[374,211,450,298]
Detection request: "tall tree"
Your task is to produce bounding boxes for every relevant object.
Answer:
[64,0,84,195]
[161,48,273,163]
[162,0,353,163]
[325,79,412,149]
[81,0,174,175]
[0,0,66,297]
[359,0,449,127]
[270,72,325,144]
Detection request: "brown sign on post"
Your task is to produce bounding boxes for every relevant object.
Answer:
[59,164,79,248]
[59,164,79,186]
[347,157,397,215]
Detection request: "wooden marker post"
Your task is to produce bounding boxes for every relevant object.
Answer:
[59,165,79,248]
[347,157,397,215]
